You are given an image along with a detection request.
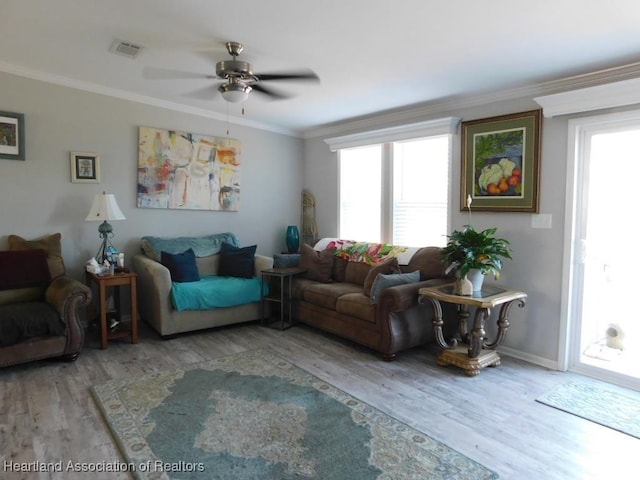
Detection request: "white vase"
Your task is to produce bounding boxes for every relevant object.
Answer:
[467,268,485,292]
[456,275,473,296]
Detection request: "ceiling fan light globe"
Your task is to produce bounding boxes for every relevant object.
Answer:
[218,83,251,103]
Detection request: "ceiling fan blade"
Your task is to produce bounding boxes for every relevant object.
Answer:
[250,83,291,99]
[142,66,215,80]
[254,69,319,82]
[184,84,220,101]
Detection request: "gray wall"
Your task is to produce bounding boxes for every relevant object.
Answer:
[304,97,570,368]
[0,72,304,281]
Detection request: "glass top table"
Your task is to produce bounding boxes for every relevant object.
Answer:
[418,283,527,376]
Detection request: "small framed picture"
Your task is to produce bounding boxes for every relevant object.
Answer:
[0,111,25,161]
[70,151,100,183]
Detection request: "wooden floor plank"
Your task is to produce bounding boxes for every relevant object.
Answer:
[1,321,637,480]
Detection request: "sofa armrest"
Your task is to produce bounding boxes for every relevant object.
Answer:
[377,278,450,313]
[45,275,91,354]
[254,254,274,275]
[45,275,92,319]
[132,254,174,332]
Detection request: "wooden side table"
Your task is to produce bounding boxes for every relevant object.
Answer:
[261,267,306,330]
[418,283,526,376]
[85,271,138,349]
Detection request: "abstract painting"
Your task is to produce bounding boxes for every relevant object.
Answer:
[137,126,240,211]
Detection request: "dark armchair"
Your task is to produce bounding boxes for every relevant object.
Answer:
[0,234,91,368]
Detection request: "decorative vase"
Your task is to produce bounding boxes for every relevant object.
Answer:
[467,268,485,292]
[285,225,300,253]
[455,275,473,296]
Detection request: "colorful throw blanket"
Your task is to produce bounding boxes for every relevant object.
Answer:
[315,238,419,266]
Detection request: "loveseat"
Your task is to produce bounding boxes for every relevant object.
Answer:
[132,232,273,337]
[289,239,455,360]
[0,233,92,368]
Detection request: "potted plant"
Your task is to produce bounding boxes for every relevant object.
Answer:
[441,225,512,293]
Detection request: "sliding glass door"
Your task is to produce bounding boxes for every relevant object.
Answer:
[566,110,640,391]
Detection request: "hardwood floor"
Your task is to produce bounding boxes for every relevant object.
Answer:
[1,321,638,480]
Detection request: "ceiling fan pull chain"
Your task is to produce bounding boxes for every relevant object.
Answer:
[226,103,230,136]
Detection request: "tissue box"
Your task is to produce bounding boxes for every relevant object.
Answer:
[86,264,108,275]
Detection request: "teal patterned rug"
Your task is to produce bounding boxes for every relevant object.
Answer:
[91,349,498,479]
[536,381,640,439]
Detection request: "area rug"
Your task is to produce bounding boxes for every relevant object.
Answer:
[91,349,498,480]
[536,381,640,439]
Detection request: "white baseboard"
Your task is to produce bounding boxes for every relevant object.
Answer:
[497,346,560,371]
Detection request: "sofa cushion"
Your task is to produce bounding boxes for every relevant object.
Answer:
[332,255,348,282]
[302,282,363,310]
[218,243,256,279]
[336,293,377,323]
[369,270,421,304]
[0,287,44,306]
[299,243,333,283]
[363,257,400,296]
[161,248,200,283]
[141,232,240,262]
[404,246,444,279]
[0,249,51,291]
[0,301,64,347]
[344,261,371,286]
[8,233,65,279]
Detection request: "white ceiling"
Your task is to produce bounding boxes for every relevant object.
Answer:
[3,0,640,136]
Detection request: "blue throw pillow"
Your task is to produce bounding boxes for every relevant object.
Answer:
[160,248,200,283]
[273,253,300,268]
[218,242,257,279]
[369,270,420,304]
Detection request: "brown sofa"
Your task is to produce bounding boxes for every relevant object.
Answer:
[0,234,92,368]
[290,241,455,360]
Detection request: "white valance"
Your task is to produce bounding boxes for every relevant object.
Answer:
[323,116,460,151]
[535,77,640,118]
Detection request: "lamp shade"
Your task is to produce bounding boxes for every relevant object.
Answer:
[85,192,125,222]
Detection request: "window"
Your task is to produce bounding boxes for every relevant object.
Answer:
[392,137,449,246]
[338,135,450,247]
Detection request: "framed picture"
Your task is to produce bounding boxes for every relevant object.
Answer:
[0,111,25,160]
[461,109,541,212]
[70,151,100,183]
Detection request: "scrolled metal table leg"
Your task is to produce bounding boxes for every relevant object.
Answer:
[457,304,470,344]
[483,298,526,349]
[468,307,489,358]
[423,297,457,349]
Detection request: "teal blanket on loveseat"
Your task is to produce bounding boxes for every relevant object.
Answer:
[170,275,266,312]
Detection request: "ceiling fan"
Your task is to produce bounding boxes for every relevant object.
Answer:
[214,41,319,103]
[144,41,319,104]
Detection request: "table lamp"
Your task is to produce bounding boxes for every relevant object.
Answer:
[85,191,126,263]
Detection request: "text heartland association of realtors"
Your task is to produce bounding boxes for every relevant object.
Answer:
[3,460,206,474]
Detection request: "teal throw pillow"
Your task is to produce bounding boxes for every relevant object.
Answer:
[273,253,300,268]
[369,270,420,304]
[218,243,257,279]
[161,248,200,283]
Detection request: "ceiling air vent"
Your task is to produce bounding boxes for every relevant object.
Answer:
[109,39,143,59]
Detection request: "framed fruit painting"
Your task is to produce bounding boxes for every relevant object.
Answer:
[461,109,541,212]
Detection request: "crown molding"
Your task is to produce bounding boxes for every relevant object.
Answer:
[324,116,460,151]
[304,61,640,140]
[5,58,640,140]
[0,61,299,137]
[534,76,640,117]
